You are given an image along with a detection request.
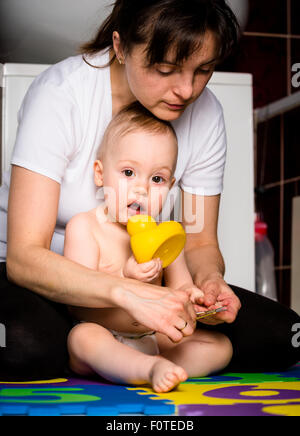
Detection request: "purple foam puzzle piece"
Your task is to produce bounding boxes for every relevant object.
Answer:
[179,403,274,416]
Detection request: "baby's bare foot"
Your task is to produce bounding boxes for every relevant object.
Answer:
[149,358,188,393]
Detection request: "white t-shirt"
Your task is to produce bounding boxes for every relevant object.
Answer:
[0,50,226,262]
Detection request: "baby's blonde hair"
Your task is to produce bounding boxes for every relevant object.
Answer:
[97,101,178,163]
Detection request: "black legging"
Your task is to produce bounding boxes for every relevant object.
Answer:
[0,262,299,381]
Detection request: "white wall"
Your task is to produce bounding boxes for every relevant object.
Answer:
[0,0,112,63]
[0,0,248,64]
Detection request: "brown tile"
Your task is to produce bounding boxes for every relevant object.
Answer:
[284,106,300,179]
[280,268,292,307]
[245,0,287,35]
[256,116,281,187]
[291,0,300,35]
[275,269,281,303]
[276,268,292,307]
[217,35,287,108]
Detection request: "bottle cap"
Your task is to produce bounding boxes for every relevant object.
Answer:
[255,219,267,241]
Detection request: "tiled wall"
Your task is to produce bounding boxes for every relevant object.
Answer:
[217,0,300,307]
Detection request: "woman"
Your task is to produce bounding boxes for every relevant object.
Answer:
[0,0,299,381]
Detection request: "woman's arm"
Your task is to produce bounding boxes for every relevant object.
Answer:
[183,192,225,281]
[6,166,196,341]
[182,191,241,324]
[6,166,118,308]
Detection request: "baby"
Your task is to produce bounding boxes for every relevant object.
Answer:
[64,102,232,393]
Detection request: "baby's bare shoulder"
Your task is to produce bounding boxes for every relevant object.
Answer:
[66,210,98,236]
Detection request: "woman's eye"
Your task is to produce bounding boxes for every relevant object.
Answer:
[157,70,173,76]
[196,67,214,75]
[123,169,134,177]
[152,176,164,184]
[155,65,176,76]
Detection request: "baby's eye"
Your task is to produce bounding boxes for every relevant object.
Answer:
[123,169,135,177]
[152,176,165,184]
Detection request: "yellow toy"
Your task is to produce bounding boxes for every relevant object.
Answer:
[127,215,186,268]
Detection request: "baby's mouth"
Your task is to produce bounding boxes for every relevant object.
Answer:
[127,202,144,215]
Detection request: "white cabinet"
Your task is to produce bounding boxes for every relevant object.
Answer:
[208,73,255,291]
[0,63,49,179]
[0,64,255,291]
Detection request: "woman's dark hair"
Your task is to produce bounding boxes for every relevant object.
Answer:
[81,0,240,66]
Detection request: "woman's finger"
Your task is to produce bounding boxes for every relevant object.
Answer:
[203,287,219,306]
[175,290,197,325]
[173,316,194,336]
[164,325,184,343]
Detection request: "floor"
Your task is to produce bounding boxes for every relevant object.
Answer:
[0,362,300,416]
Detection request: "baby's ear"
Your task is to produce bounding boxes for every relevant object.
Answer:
[94,160,104,187]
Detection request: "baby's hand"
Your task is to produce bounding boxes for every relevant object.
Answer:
[185,285,229,323]
[177,285,206,313]
[123,255,163,283]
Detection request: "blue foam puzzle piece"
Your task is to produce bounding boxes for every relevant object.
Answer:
[0,405,29,416]
[144,404,175,415]
[28,406,61,416]
[58,404,87,415]
[0,380,176,416]
[269,365,300,381]
[86,406,120,416]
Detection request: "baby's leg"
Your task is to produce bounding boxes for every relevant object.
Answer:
[157,329,233,378]
[68,323,187,392]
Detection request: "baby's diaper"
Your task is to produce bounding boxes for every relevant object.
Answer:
[109,329,159,356]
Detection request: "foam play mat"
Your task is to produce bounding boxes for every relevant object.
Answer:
[0,363,300,416]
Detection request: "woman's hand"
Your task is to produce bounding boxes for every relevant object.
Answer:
[194,273,241,325]
[112,282,197,343]
[123,255,163,283]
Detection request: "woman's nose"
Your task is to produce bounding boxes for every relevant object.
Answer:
[173,74,194,101]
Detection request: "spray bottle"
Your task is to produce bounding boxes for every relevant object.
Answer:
[255,218,278,301]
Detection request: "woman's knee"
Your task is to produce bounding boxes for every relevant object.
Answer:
[0,284,72,380]
[0,322,69,380]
